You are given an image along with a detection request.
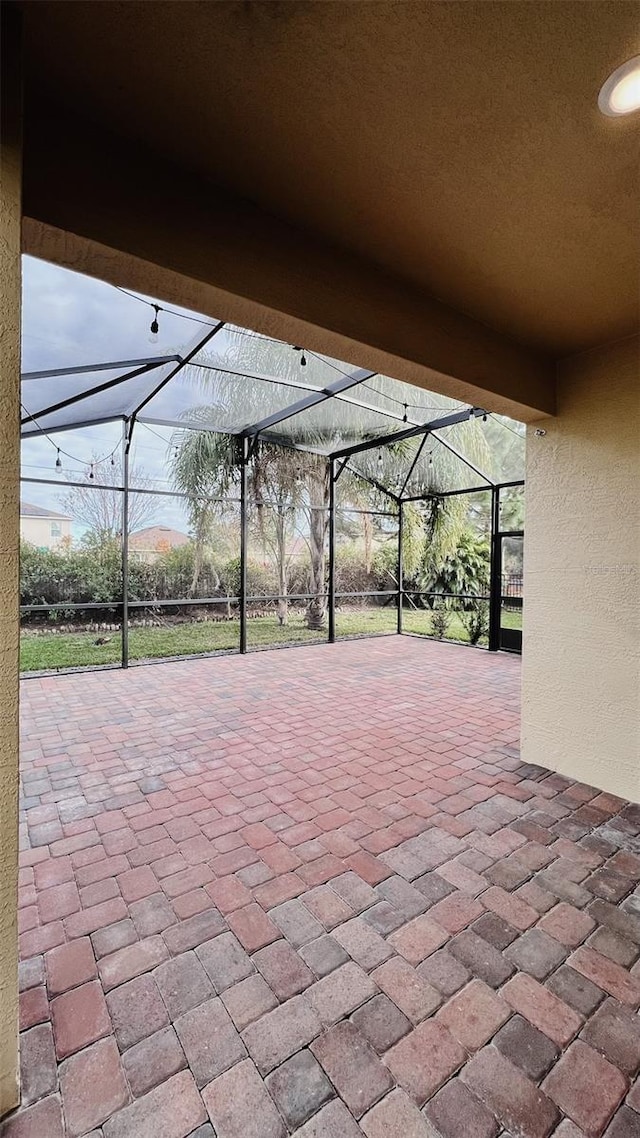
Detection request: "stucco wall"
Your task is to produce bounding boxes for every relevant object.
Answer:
[0,8,22,1118]
[522,336,640,802]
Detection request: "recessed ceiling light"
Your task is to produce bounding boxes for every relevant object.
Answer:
[598,55,640,117]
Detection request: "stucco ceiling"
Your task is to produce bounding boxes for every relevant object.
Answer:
[19,0,640,356]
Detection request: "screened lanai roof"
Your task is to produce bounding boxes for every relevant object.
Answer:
[20,258,525,497]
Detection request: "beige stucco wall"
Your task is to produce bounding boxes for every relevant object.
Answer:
[0,8,22,1118]
[522,336,640,802]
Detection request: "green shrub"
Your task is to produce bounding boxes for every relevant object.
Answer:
[460,599,490,645]
[20,539,122,607]
[21,532,405,619]
[336,545,379,595]
[421,527,489,609]
[221,556,280,599]
[21,538,223,618]
[431,601,451,639]
[372,543,398,590]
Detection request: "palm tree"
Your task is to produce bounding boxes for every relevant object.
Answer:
[170,420,238,596]
[167,329,495,627]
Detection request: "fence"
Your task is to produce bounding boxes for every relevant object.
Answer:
[19,466,524,673]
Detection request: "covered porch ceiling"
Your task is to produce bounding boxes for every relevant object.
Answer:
[16,2,640,424]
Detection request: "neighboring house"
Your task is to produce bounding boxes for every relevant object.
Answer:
[20,501,72,550]
[129,525,190,564]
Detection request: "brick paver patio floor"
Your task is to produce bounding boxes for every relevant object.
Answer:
[6,636,640,1138]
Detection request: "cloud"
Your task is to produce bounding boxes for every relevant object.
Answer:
[20,256,216,519]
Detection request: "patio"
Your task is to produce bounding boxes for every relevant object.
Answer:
[8,636,640,1138]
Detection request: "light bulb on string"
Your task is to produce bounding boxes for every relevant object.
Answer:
[300,351,307,367]
[377,450,383,466]
[21,399,128,484]
[149,304,161,344]
[403,404,408,423]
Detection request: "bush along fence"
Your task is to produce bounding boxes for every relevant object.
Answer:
[19,471,523,670]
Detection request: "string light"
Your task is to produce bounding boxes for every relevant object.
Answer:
[113,286,481,435]
[53,285,520,497]
[115,285,219,329]
[88,463,95,481]
[21,402,120,471]
[303,350,468,416]
[114,284,474,424]
[149,304,161,344]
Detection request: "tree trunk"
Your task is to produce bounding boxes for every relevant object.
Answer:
[363,512,373,573]
[189,506,210,596]
[305,464,328,630]
[275,509,288,626]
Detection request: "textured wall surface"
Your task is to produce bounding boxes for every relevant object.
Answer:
[522,336,640,801]
[0,9,21,1118]
[18,2,640,356]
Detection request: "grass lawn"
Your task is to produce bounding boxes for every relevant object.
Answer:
[20,603,522,672]
[501,608,522,630]
[404,609,475,641]
[21,631,125,671]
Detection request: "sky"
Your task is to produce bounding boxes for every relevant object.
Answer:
[20,256,226,537]
[20,256,524,543]
[20,256,360,539]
